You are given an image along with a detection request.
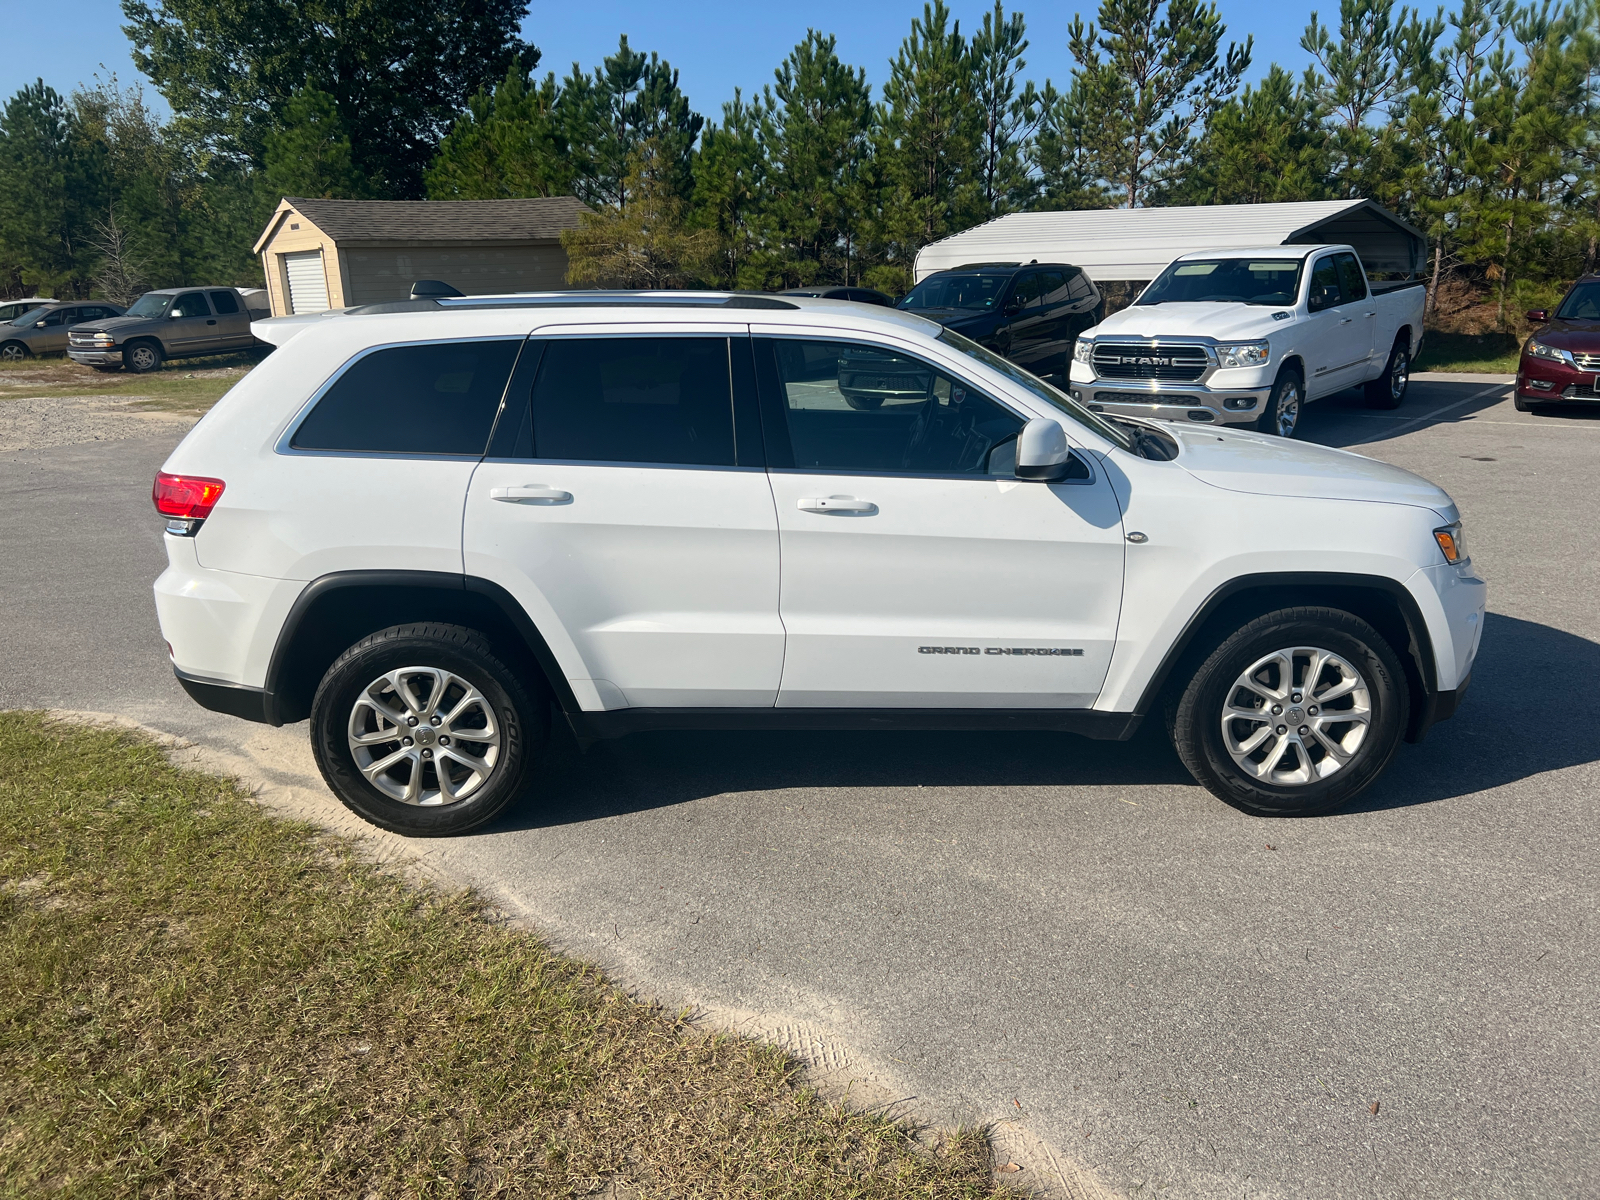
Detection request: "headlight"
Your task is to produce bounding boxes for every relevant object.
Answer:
[1525,338,1572,365]
[1433,521,1467,565]
[1214,341,1270,368]
[1073,338,1093,364]
[92,334,114,345]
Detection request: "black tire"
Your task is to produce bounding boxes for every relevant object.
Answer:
[1170,607,1409,816]
[1255,367,1304,438]
[1364,337,1410,409]
[0,341,30,363]
[310,623,547,836]
[125,340,163,373]
[1513,394,1538,413]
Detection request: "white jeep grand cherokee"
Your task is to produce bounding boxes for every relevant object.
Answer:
[152,292,1485,835]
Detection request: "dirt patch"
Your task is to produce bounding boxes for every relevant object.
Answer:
[0,392,196,453]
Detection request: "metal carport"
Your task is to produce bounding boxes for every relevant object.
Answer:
[913,199,1426,285]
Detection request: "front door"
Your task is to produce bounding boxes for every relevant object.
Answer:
[464,328,783,710]
[755,335,1126,709]
[165,290,216,353]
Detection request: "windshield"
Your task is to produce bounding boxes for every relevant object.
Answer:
[9,306,56,327]
[936,327,1132,450]
[901,272,1011,311]
[125,293,171,318]
[1555,281,1600,320]
[1137,258,1304,307]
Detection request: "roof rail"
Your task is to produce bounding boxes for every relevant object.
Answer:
[345,291,800,316]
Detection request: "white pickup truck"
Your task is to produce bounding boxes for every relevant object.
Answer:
[1067,244,1426,438]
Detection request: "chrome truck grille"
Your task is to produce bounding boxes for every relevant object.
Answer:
[1091,343,1209,382]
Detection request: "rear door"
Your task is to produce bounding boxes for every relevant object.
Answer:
[1003,270,1064,373]
[164,291,216,354]
[463,325,783,711]
[755,332,1125,709]
[1334,253,1376,377]
[208,289,253,350]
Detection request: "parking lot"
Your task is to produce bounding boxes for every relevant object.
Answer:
[1,373,1595,1198]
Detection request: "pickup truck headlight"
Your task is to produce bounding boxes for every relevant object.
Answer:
[1525,338,1573,366]
[1213,341,1270,368]
[1433,521,1467,565]
[1073,338,1093,365]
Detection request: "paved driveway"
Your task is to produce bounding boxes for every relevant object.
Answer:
[2,375,1594,1199]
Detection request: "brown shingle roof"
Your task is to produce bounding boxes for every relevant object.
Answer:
[282,196,587,244]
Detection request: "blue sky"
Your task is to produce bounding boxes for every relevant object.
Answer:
[7,0,1320,119]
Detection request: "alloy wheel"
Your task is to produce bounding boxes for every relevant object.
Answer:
[0,343,26,363]
[1274,383,1301,437]
[347,666,501,805]
[1390,348,1409,402]
[1219,645,1371,786]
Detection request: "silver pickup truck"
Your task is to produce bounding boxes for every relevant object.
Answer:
[68,287,271,373]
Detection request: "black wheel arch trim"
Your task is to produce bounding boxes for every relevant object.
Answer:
[258,569,581,726]
[1130,571,1450,742]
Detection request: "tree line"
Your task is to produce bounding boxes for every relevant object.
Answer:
[1,0,1595,328]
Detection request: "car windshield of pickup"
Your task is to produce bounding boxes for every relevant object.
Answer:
[124,293,171,318]
[901,272,1011,311]
[1137,258,1305,306]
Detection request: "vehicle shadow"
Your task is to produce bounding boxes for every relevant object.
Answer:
[487,611,1598,831]
[1299,378,1514,450]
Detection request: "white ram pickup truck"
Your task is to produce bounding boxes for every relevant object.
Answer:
[1068,244,1426,438]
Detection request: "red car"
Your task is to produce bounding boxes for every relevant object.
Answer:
[1516,274,1600,410]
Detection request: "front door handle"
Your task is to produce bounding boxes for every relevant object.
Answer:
[491,485,572,504]
[798,495,877,514]
[1338,317,1353,325]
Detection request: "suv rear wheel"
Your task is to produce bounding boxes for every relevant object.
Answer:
[1170,607,1409,816]
[310,623,546,836]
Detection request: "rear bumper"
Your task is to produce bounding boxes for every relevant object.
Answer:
[175,669,271,723]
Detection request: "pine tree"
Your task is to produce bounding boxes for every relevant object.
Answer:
[263,88,370,200]
[1068,0,1253,207]
[426,58,571,199]
[1172,66,1333,204]
[0,80,104,296]
[562,139,715,287]
[970,2,1042,215]
[691,91,767,288]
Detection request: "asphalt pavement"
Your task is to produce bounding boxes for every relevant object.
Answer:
[2,375,1595,1199]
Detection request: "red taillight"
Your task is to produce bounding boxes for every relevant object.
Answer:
[153,472,226,519]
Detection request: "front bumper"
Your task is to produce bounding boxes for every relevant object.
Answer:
[1067,382,1271,427]
[67,348,123,365]
[1517,354,1599,401]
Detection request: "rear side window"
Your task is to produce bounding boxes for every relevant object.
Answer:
[292,339,520,455]
[209,290,241,314]
[525,337,736,466]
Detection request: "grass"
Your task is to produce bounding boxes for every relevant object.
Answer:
[0,713,1005,1199]
[0,352,260,415]
[1414,330,1522,375]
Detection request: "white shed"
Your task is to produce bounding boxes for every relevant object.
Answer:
[913,199,1426,285]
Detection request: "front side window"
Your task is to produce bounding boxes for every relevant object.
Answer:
[170,292,211,318]
[525,337,736,466]
[1138,258,1304,307]
[1335,254,1367,302]
[291,339,520,455]
[1307,257,1343,312]
[770,339,1024,475]
[209,290,241,314]
[899,272,1012,312]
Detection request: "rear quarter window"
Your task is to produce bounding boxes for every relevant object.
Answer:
[291,339,521,455]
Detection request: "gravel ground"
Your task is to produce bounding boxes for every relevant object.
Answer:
[0,393,197,454]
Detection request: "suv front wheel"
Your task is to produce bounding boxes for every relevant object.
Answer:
[310,623,546,836]
[1170,607,1409,816]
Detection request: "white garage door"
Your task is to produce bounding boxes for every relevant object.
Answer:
[283,250,330,314]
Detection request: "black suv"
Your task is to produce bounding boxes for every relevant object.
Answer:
[898,262,1102,382]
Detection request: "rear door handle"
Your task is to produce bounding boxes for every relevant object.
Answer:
[1364,311,1376,317]
[206,319,216,325]
[491,485,572,504]
[798,495,877,514]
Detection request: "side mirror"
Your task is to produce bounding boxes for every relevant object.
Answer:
[35,320,46,328]
[1016,417,1076,481]
[1525,309,1549,323]
[1002,298,1021,316]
